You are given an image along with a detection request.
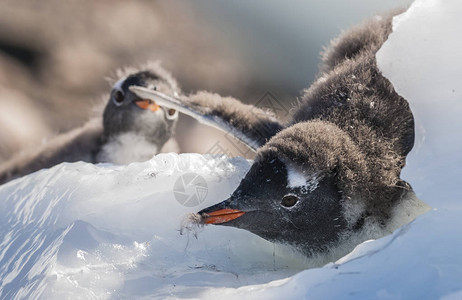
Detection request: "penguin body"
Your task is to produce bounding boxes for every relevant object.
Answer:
[0,62,180,184]
[133,12,430,259]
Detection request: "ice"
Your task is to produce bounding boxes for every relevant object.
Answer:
[0,154,311,299]
[1,0,462,298]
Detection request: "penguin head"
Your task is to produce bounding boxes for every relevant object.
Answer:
[102,64,180,147]
[198,121,380,255]
[199,151,346,254]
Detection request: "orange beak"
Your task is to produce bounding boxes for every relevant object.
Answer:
[202,209,245,224]
[134,99,160,112]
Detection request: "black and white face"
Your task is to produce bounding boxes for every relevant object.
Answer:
[199,152,347,254]
[103,71,179,144]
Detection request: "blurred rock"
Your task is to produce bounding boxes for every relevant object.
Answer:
[0,88,50,162]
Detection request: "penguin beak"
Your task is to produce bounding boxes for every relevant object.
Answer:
[198,199,245,225]
[134,99,160,112]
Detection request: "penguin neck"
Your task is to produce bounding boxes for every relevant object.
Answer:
[97,132,163,165]
[324,191,430,265]
[287,191,431,267]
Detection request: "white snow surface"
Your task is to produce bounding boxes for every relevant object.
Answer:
[1,0,462,298]
[0,154,311,299]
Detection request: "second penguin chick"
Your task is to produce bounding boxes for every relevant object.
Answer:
[98,63,180,164]
[0,62,180,184]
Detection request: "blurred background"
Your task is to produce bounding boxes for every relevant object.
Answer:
[0,0,413,163]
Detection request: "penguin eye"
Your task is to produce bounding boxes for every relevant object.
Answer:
[112,90,125,106]
[165,108,177,120]
[281,195,298,208]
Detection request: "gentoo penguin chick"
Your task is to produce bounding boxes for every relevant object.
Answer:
[0,62,180,185]
[97,64,180,164]
[132,12,430,260]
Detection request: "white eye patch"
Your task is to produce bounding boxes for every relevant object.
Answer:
[287,166,306,188]
[112,76,127,91]
[286,165,321,193]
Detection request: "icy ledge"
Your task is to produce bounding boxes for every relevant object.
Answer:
[0,153,314,299]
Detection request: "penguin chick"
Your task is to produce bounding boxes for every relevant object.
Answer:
[97,63,180,164]
[132,11,430,260]
[0,62,180,185]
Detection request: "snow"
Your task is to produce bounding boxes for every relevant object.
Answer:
[377,0,462,205]
[0,154,311,299]
[1,0,462,298]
